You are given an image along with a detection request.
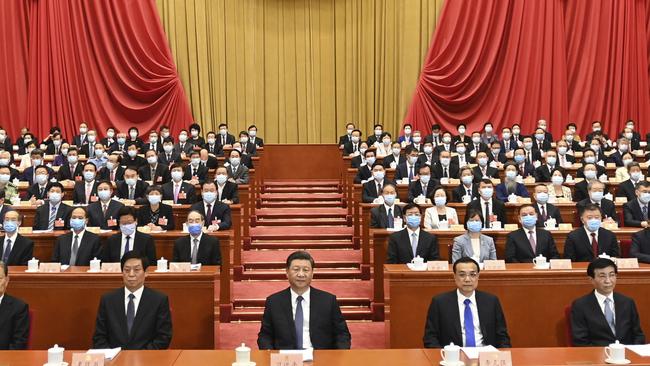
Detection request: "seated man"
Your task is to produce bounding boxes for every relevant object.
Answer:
[172,211,221,265]
[617,162,645,202]
[394,146,420,184]
[362,163,394,203]
[1,211,33,265]
[52,207,102,266]
[631,227,650,263]
[25,165,51,201]
[32,183,72,231]
[21,149,53,185]
[534,150,564,183]
[162,163,197,204]
[103,207,157,264]
[88,143,108,169]
[354,149,375,184]
[532,184,563,227]
[495,163,529,202]
[431,150,459,179]
[423,257,511,348]
[570,258,645,346]
[257,251,351,349]
[512,148,535,178]
[576,180,618,224]
[452,167,478,203]
[92,251,172,349]
[466,179,507,228]
[407,165,439,203]
[139,149,170,185]
[116,167,150,204]
[158,138,182,166]
[0,261,30,349]
[386,203,439,263]
[623,180,650,227]
[370,184,402,229]
[87,180,125,230]
[564,203,619,261]
[184,151,208,185]
[190,182,232,231]
[471,151,499,183]
[56,147,84,182]
[504,205,559,263]
[97,153,125,182]
[72,162,99,205]
[226,149,250,184]
[214,166,239,204]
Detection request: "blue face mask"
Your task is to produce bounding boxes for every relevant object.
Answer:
[405,215,421,228]
[521,214,538,228]
[434,196,446,206]
[3,220,18,233]
[467,220,482,233]
[514,155,525,163]
[587,218,601,232]
[188,223,203,236]
[120,223,136,236]
[383,194,396,205]
[70,218,86,231]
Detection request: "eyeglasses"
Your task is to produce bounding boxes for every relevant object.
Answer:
[456,272,478,280]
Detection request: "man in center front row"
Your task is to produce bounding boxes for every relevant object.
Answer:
[423,257,511,348]
[93,251,172,349]
[257,251,351,350]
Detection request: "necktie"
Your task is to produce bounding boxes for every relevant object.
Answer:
[591,233,599,258]
[40,186,45,197]
[90,146,94,158]
[222,136,226,145]
[2,239,11,263]
[127,293,135,335]
[206,204,213,223]
[387,207,394,228]
[151,168,156,181]
[540,205,547,221]
[48,205,57,230]
[505,141,509,150]
[377,183,382,194]
[129,186,134,200]
[604,298,616,335]
[102,204,108,217]
[520,164,525,176]
[166,153,171,162]
[191,238,199,264]
[484,202,490,228]
[464,299,476,347]
[527,152,531,163]
[466,188,471,197]
[70,235,79,265]
[86,183,92,203]
[295,296,304,349]
[528,230,537,254]
[444,167,448,178]
[411,232,418,257]
[174,184,180,203]
[110,170,115,182]
[409,165,414,180]
[643,206,648,221]
[124,236,131,257]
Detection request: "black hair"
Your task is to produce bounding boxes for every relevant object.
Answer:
[121,250,150,271]
[117,206,137,221]
[587,258,617,278]
[401,203,421,217]
[286,250,315,269]
[453,257,480,274]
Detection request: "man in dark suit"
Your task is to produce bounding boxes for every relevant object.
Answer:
[72,162,100,205]
[631,228,650,263]
[214,167,239,204]
[338,123,355,147]
[0,262,30,349]
[431,150,459,180]
[532,184,563,227]
[173,211,221,265]
[56,147,84,182]
[452,167,479,203]
[564,203,620,261]
[576,180,619,224]
[531,127,552,154]
[123,144,147,169]
[258,251,351,349]
[394,146,421,183]
[468,132,488,155]
[471,151,499,183]
[487,141,507,165]
[216,124,236,151]
[238,132,257,156]
[370,184,403,229]
[505,205,560,262]
[407,165,439,203]
[353,149,375,184]
[190,182,232,231]
[534,151,564,183]
[184,151,209,185]
[139,149,170,185]
[52,207,102,265]
[158,138,182,166]
[623,180,650,227]
[386,203,439,263]
[144,131,163,154]
[342,130,363,156]
[204,132,221,156]
[248,125,264,148]
[25,165,51,201]
[97,154,125,182]
[616,162,644,202]
[423,257,511,348]
[162,164,197,204]
[606,137,630,167]
[93,251,172,349]
[103,207,157,264]
[116,167,150,204]
[512,148,535,178]
[465,179,507,228]
[72,122,89,147]
[452,143,474,167]
[87,181,124,230]
[362,164,394,203]
[1,211,33,266]
[521,136,542,166]
[32,183,72,231]
[0,191,11,228]
[570,258,645,346]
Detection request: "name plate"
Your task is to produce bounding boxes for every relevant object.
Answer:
[18,227,32,234]
[479,351,512,366]
[86,226,101,234]
[427,261,449,271]
[616,258,639,269]
[483,260,506,270]
[518,197,531,204]
[101,263,121,272]
[615,197,628,203]
[270,353,302,366]
[550,259,572,269]
[602,222,619,230]
[503,224,519,231]
[72,353,104,366]
[558,223,573,230]
[39,263,62,272]
[169,262,191,272]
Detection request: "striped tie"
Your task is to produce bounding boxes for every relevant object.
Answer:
[48,205,57,230]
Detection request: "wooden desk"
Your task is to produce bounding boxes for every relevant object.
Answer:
[0,350,182,366]
[7,267,219,350]
[384,263,650,348]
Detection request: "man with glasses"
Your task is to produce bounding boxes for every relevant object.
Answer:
[423,257,511,348]
[570,258,645,346]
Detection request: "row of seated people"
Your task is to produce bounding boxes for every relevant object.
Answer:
[0,179,233,235]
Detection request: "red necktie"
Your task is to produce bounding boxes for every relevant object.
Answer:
[591,233,599,257]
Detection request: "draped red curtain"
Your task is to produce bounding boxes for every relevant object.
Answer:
[405,0,650,139]
[0,0,193,139]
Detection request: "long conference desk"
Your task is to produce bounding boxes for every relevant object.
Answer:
[7,266,219,350]
[2,348,650,366]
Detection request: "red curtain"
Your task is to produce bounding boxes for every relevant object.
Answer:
[0,0,193,140]
[405,0,650,139]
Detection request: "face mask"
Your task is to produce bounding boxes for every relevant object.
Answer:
[467,220,482,233]
[551,175,564,185]
[593,127,601,132]
[373,171,385,181]
[586,218,601,232]
[79,128,88,134]
[125,178,137,186]
[188,223,203,236]
[624,133,633,139]
[513,129,520,135]
[98,190,111,201]
[87,135,96,143]
[639,192,650,204]
[590,191,604,202]
[412,136,422,143]
[346,129,353,135]
[36,174,48,185]
[149,136,158,143]
[107,131,115,138]
[491,149,501,156]
[458,128,466,134]
[83,171,95,181]
[240,137,249,143]
[147,156,158,164]
[584,156,596,164]
[95,149,104,157]
[590,144,600,152]
[3,221,18,233]
[32,159,43,167]
[159,132,168,139]
[461,175,474,185]
[163,145,174,153]
[536,192,549,204]
[0,134,5,142]
[619,144,629,152]
[480,187,493,199]
[521,214,537,228]
[68,156,78,164]
[179,134,188,142]
[557,147,567,155]
[383,139,392,146]
[408,156,418,165]
[623,159,633,167]
[104,162,116,172]
[539,125,547,131]
[24,140,32,146]
[351,136,360,143]
[0,174,10,183]
[219,129,228,136]
[485,126,493,133]
[404,128,412,134]
[0,159,8,166]
[48,192,62,204]
[546,157,557,166]
[248,129,258,137]
[230,157,241,166]
[120,223,136,236]
[129,131,138,139]
[630,172,642,181]
[502,132,511,140]
[70,218,86,231]
[203,191,217,203]
[383,194,396,205]
[375,129,383,136]
[524,142,533,150]
[392,148,401,155]
[423,146,433,154]
[405,215,421,228]
[171,171,183,182]
[53,140,62,147]
[514,155,525,163]
[216,174,228,184]
[505,170,517,180]
[477,158,488,167]
[128,150,137,158]
[443,137,451,144]
[456,146,466,154]
[440,158,450,166]
[584,170,597,180]
[117,137,126,145]
[207,138,216,145]
[191,130,199,137]
[420,175,430,184]
[434,196,446,206]
[472,137,481,144]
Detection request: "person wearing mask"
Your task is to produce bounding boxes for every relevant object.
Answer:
[616,162,645,202]
[534,150,563,182]
[409,130,423,152]
[126,127,144,152]
[505,204,559,262]
[226,149,250,185]
[216,123,236,150]
[0,167,18,202]
[585,121,610,144]
[172,211,222,265]
[452,142,473,168]
[0,211,33,265]
[395,146,420,184]
[452,124,472,145]
[45,132,65,155]
[116,167,150,204]
[25,165,51,202]
[87,181,125,230]
[248,125,264,148]
[190,182,232,232]
[407,165,439,203]
[532,184,563,228]
[214,166,239,204]
[576,180,618,225]
[586,136,607,164]
[100,126,117,151]
[174,129,194,157]
[623,180,650,228]
[0,261,30,350]
[536,119,554,142]
[511,124,524,144]
[386,203,439,263]
[607,137,630,167]
[564,204,619,261]
[159,126,172,145]
[382,142,404,169]
[32,183,72,231]
[574,163,608,202]
[52,142,70,167]
[136,186,175,231]
[424,188,458,229]
[21,149,53,185]
[339,123,356,147]
[110,132,128,154]
[16,129,33,154]
[555,140,576,167]
[52,207,102,266]
[480,122,498,145]
[432,150,459,180]
[362,163,394,203]
[238,131,257,156]
[398,124,413,145]
[425,124,442,146]
[487,141,506,166]
[563,127,582,153]
[162,164,197,204]
[204,131,220,156]
[145,130,163,154]
[80,130,99,159]
[522,136,541,167]
[472,151,499,183]
[57,147,84,182]
[158,138,182,166]
[104,206,157,264]
[370,184,402,229]
[452,209,497,263]
[88,143,108,169]
[621,125,640,151]
[139,149,170,185]
[495,163,529,202]
[546,169,572,202]
[465,179,507,227]
[73,123,89,147]
[416,141,435,166]
[434,132,455,158]
[349,142,369,169]
[532,127,552,153]
[511,148,535,179]
[499,127,516,157]
[375,133,393,157]
[72,163,99,205]
[231,142,255,169]
[98,153,125,182]
[452,167,479,203]
[0,128,13,152]
[188,123,205,149]
[123,144,146,169]
[367,124,384,146]
[468,132,488,157]
[0,151,19,181]
[614,152,635,182]
[343,129,363,156]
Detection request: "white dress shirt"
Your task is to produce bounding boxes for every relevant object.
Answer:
[3,232,18,254]
[594,290,615,322]
[290,287,312,349]
[457,290,484,347]
[120,233,135,258]
[584,227,599,242]
[124,286,145,316]
[0,295,4,306]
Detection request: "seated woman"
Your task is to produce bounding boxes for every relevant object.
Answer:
[424,187,458,229]
[373,132,393,157]
[451,208,497,263]
[546,168,572,202]
[136,185,175,231]
[495,162,529,202]
[615,152,635,182]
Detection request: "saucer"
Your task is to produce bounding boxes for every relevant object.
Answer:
[86,269,101,273]
[407,263,427,271]
[43,362,68,366]
[232,362,256,366]
[154,269,169,273]
[533,263,550,270]
[25,269,39,273]
[440,361,464,366]
[605,358,630,365]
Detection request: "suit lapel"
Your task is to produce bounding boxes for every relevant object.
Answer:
[450,292,463,343]
[579,228,594,255]
[475,292,490,342]
[588,293,615,338]
[114,288,129,341]
[282,289,297,346]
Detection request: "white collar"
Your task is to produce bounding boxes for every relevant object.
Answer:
[4,231,18,242]
[190,232,203,242]
[457,289,476,304]
[406,227,420,236]
[125,285,144,299]
[594,289,614,306]
[290,287,311,302]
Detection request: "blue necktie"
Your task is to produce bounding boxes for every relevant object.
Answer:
[604,298,616,335]
[464,299,476,347]
[295,296,304,349]
[387,208,394,228]
[127,293,135,334]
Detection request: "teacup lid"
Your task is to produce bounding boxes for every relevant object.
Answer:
[48,344,64,352]
[610,340,624,348]
[236,342,250,351]
[445,342,460,350]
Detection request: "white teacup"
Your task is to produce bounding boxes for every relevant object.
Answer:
[411,256,424,266]
[533,255,547,267]
[605,340,626,362]
[440,177,449,185]
[235,343,251,363]
[544,218,557,229]
[490,221,502,230]
[48,344,64,364]
[440,342,460,364]
[437,220,449,230]
[461,195,472,204]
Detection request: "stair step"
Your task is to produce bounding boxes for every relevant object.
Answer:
[264,180,340,187]
[260,201,344,208]
[256,218,348,226]
[250,226,353,240]
[250,241,355,249]
[240,268,362,280]
[254,208,348,218]
[264,186,341,193]
[260,193,344,201]
[243,249,361,264]
[231,306,373,321]
[233,280,372,300]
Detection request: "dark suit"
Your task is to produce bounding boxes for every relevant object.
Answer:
[52,231,102,265]
[216,134,236,149]
[0,294,30,350]
[631,228,650,263]
[239,142,257,156]
[472,166,499,183]
[216,181,239,204]
[122,156,147,169]
[616,179,638,202]
[487,152,507,164]
[535,165,564,183]
[72,180,99,204]
[386,229,439,264]
[533,203,563,227]
[88,200,125,230]
[342,142,362,156]
[0,234,34,265]
[407,180,439,203]
[161,182,197,204]
[249,136,264,148]
[32,202,72,231]
[466,198,507,226]
[0,205,11,227]
[370,204,403,229]
[353,165,372,184]
[172,234,221,265]
[183,165,209,185]
[338,134,353,146]
[514,162,535,178]
[417,153,436,167]
[136,204,175,231]
[523,149,542,165]
[56,163,83,182]
[73,134,88,147]
[564,227,619,261]
[452,184,479,203]
[607,151,626,167]
[571,292,645,346]
[573,180,610,203]
[190,201,232,230]
[157,151,182,166]
[504,228,560,262]
[394,162,420,182]
[495,182,529,202]
[92,287,172,350]
[576,198,619,224]
[623,199,648,227]
[257,287,351,350]
[21,166,54,186]
[423,290,511,348]
[362,178,394,203]
[25,184,50,200]
[138,164,170,185]
[103,232,157,264]
[205,143,221,156]
[116,181,150,204]
[431,163,459,180]
[576,165,607,180]
[98,166,125,182]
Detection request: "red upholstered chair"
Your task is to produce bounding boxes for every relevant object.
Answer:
[564,305,573,347]
[619,239,632,258]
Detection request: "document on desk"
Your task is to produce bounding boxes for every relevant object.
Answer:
[626,344,650,356]
[279,348,314,362]
[461,345,499,359]
[87,347,122,360]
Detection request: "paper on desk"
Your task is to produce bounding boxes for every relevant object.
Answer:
[626,344,650,356]
[279,348,314,362]
[461,345,499,359]
[87,347,122,360]
[60,265,70,271]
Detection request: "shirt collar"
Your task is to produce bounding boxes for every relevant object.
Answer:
[594,289,614,305]
[4,232,17,242]
[190,232,203,242]
[457,289,476,304]
[290,287,310,303]
[0,294,3,305]
[406,227,420,236]
[125,285,145,300]
[584,226,599,239]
